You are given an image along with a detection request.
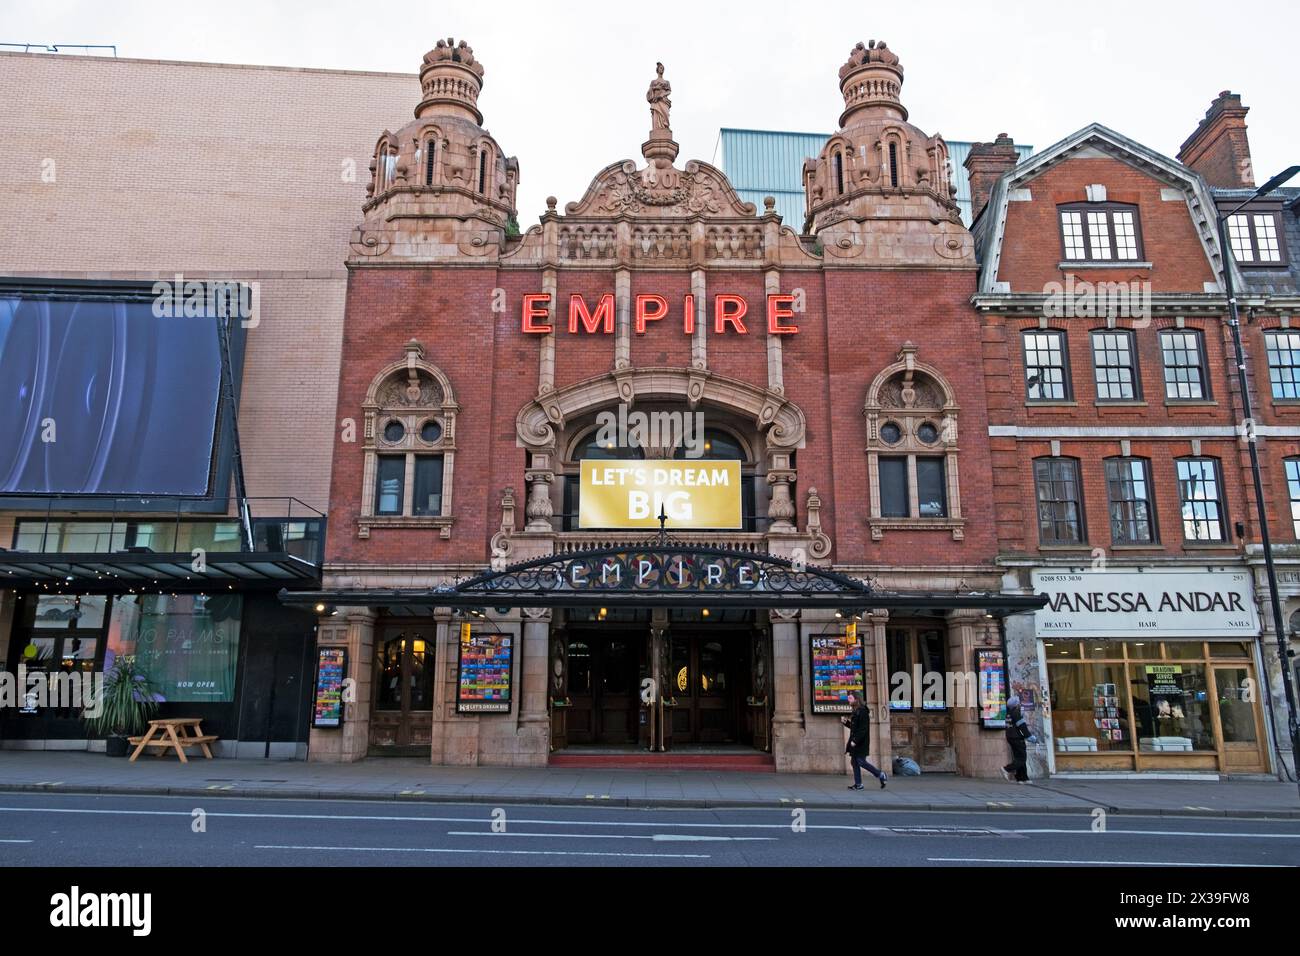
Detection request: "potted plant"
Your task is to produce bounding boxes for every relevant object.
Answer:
[84,655,162,757]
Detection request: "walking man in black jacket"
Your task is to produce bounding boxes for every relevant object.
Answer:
[1001,694,1038,783]
[842,692,886,790]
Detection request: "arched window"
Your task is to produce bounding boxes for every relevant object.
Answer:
[833,152,844,195]
[425,137,437,186]
[675,428,758,529]
[358,341,458,539]
[864,344,962,540]
[889,142,899,188]
[373,137,398,196]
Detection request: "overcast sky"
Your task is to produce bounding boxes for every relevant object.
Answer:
[4,0,1297,221]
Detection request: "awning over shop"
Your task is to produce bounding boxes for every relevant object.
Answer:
[279,544,1047,617]
[0,550,322,593]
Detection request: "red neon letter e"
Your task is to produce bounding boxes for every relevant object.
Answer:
[569,293,615,334]
[714,294,748,334]
[767,294,798,334]
[522,294,551,333]
[635,294,668,334]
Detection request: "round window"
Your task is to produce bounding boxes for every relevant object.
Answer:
[383,421,405,443]
[420,420,443,444]
[879,421,902,444]
[917,422,940,444]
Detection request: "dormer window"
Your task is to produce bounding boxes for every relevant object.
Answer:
[1227,212,1286,265]
[1060,202,1142,261]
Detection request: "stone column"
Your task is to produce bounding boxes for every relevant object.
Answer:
[614,267,631,369]
[308,607,375,763]
[764,266,785,395]
[766,458,797,532]
[770,613,803,770]
[868,609,892,774]
[524,452,554,532]
[690,266,707,369]
[537,267,557,394]
[429,611,454,765]
[517,610,552,765]
[946,609,989,777]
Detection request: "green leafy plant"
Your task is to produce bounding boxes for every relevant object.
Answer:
[505,214,521,239]
[84,655,162,738]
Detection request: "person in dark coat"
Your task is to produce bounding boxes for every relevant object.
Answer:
[1001,695,1037,783]
[842,692,886,790]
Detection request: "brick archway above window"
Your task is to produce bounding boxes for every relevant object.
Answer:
[514,366,806,457]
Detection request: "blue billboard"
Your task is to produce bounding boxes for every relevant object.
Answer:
[0,294,225,496]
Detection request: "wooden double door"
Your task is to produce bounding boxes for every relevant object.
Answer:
[369,624,435,753]
[665,631,745,746]
[886,624,956,772]
[564,630,644,745]
[559,628,761,749]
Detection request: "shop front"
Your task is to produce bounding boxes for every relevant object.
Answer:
[0,503,326,757]
[1031,568,1273,774]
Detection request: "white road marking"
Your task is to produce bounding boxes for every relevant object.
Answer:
[445,830,774,842]
[0,806,1296,838]
[255,844,708,859]
[0,839,33,843]
[929,857,1292,867]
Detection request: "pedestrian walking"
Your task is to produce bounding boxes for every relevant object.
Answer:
[1001,695,1038,783]
[842,692,886,790]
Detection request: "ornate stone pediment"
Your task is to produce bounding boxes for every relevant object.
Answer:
[565,159,757,220]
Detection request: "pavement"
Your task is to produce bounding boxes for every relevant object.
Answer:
[2,751,1297,817]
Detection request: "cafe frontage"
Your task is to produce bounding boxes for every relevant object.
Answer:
[289,38,1051,776]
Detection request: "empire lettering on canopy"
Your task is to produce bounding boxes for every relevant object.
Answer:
[521,293,800,335]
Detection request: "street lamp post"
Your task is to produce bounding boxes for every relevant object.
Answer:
[1216,165,1300,797]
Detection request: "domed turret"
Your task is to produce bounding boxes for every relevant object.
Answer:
[351,38,519,263]
[803,40,972,266]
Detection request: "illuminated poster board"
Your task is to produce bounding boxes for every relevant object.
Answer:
[312,647,348,729]
[456,623,513,714]
[809,622,865,715]
[976,648,1008,730]
[578,460,742,529]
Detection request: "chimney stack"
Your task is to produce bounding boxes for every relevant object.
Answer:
[1178,91,1254,188]
[964,133,1019,222]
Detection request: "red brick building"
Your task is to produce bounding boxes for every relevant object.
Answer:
[301,39,1042,775]
[970,104,1296,776]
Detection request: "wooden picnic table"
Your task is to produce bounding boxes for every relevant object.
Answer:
[128,717,217,763]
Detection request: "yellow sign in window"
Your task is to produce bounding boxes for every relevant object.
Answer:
[578,459,742,530]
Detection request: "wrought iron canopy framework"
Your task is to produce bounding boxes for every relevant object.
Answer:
[282,545,1047,616]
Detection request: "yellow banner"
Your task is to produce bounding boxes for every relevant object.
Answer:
[578,459,742,529]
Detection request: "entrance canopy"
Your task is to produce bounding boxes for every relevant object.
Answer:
[281,544,1046,616]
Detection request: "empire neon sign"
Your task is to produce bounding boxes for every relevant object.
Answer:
[521,294,799,335]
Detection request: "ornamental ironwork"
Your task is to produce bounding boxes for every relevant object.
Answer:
[441,545,873,599]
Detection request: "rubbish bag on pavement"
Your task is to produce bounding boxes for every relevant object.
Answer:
[892,756,921,776]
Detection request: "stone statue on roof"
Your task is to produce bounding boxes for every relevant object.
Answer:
[647,62,672,131]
